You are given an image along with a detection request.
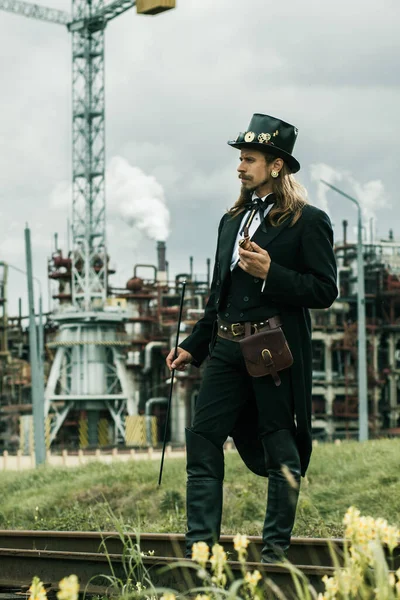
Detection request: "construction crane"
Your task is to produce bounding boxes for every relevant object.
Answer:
[0,0,175,448]
[0,0,174,310]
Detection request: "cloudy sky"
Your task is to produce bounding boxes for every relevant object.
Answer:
[0,0,398,314]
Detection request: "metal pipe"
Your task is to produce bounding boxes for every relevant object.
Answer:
[67,218,71,254]
[0,262,8,355]
[143,341,166,374]
[25,224,46,466]
[133,264,157,282]
[38,295,45,388]
[206,258,211,288]
[145,396,168,416]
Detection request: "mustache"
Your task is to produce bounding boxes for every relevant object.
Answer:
[239,175,252,181]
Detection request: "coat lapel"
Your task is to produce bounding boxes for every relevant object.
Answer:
[251,214,293,249]
[219,210,293,281]
[219,213,243,281]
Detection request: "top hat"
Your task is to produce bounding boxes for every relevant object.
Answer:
[228,113,300,173]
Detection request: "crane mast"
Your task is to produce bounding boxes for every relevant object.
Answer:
[71,0,107,310]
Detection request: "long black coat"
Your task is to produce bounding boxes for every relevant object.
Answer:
[180,203,338,477]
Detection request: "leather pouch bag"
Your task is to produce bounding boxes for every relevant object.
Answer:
[239,327,293,386]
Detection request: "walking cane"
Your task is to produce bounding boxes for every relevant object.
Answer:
[158,279,187,486]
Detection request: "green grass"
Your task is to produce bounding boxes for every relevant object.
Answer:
[0,438,399,538]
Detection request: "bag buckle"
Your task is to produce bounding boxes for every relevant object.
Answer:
[262,348,273,364]
[231,323,243,336]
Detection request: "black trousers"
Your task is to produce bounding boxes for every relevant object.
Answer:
[192,335,295,446]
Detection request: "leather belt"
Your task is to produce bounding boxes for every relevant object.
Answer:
[217,315,282,341]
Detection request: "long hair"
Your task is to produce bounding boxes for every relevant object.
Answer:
[227,153,308,227]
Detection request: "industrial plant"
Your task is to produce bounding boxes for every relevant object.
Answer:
[0,0,399,454]
[1,223,400,451]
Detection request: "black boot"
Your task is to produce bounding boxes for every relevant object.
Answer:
[260,429,301,563]
[185,428,224,558]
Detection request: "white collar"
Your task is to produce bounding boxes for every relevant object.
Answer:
[251,192,274,202]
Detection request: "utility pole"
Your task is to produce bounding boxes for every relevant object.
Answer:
[321,180,368,441]
[25,225,46,465]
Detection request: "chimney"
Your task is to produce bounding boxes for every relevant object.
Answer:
[157,241,167,284]
[342,220,348,266]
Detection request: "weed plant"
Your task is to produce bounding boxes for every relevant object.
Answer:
[25,507,400,599]
[0,439,399,537]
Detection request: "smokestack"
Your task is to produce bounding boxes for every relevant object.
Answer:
[189,256,193,281]
[165,260,169,282]
[342,220,348,266]
[156,241,167,284]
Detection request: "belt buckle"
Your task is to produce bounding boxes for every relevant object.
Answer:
[231,323,242,337]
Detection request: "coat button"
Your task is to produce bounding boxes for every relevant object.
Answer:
[243,296,249,302]
[240,312,244,317]
[225,312,230,317]
[216,297,220,303]
[217,280,221,286]
[253,278,259,283]
[227,303,231,308]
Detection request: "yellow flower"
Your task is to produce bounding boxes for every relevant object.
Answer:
[234,533,249,562]
[57,575,79,600]
[322,574,339,599]
[245,569,262,588]
[210,543,227,568]
[210,543,227,587]
[29,577,47,600]
[160,594,176,600]
[191,541,210,567]
[233,533,249,552]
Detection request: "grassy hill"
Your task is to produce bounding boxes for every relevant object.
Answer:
[0,438,399,537]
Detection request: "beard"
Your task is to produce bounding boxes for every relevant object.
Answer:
[238,185,253,204]
[238,174,271,203]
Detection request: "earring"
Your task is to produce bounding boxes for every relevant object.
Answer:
[271,170,279,178]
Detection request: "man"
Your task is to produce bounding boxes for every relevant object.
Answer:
[166,113,338,562]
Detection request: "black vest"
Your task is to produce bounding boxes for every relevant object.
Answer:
[219,225,280,323]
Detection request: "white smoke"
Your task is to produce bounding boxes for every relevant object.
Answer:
[50,156,171,241]
[310,163,389,240]
[106,156,170,241]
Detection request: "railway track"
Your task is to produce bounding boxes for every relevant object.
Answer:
[0,531,398,598]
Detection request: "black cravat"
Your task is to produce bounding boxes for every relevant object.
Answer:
[242,194,275,233]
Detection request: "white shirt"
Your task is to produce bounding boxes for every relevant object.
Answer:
[230,192,274,271]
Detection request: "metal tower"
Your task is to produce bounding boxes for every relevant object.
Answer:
[0,0,175,446]
[71,0,108,311]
